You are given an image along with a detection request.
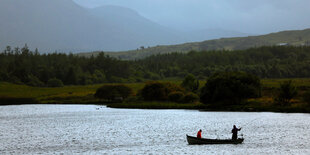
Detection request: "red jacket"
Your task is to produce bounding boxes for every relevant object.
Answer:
[197,131,202,138]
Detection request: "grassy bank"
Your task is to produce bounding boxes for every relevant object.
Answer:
[0,80,310,113]
[0,82,143,105]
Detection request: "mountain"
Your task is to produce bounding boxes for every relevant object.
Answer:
[0,0,251,53]
[0,0,97,52]
[89,5,185,48]
[89,7,248,43]
[0,0,184,52]
[78,28,310,60]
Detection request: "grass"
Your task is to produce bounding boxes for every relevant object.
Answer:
[0,82,146,104]
[0,79,310,113]
[0,82,100,104]
[261,78,310,88]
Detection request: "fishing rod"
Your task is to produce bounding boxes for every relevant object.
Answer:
[241,117,261,128]
[237,117,261,138]
[210,117,260,139]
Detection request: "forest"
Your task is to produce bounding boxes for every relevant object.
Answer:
[1,45,310,87]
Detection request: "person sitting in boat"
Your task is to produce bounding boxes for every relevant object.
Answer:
[231,125,241,140]
[197,129,202,139]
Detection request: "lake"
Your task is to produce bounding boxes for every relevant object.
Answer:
[0,105,309,154]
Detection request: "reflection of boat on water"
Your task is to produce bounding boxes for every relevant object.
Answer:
[186,135,244,145]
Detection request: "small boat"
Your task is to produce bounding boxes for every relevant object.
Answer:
[186,135,244,145]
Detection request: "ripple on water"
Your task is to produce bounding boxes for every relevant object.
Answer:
[0,105,309,154]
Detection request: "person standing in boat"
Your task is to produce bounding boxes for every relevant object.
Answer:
[231,125,241,140]
[197,129,202,139]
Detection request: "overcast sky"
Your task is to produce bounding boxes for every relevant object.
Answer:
[74,0,310,34]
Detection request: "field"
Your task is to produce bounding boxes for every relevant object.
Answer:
[0,79,310,112]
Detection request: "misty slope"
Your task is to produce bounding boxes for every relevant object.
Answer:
[89,5,184,48]
[0,0,184,52]
[90,6,246,43]
[79,28,310,60]
[0,0,103,52]
[186,28,249,42]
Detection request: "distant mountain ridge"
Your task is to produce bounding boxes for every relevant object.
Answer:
[0,0,184,52]
[89,5,185,47]
[78,28,310,60]
[0,0,247,52]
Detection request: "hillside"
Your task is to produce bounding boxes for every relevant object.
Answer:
[78,28,310,60]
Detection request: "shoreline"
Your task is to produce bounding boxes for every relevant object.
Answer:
[1,102,308,113]
[1,81,309,113]
[107,103,310,113]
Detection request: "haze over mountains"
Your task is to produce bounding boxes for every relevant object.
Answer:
[0,0,248,52]
[74,0,310,34]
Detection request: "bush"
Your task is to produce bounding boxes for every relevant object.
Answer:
[94,84,133,102]
[124,96,141,103]
[183,92,199,103]
[140,81,184,101]
[47,78,64,87]
[200,72,261,105]
[26,74,45,87]
[168,91,184,103]
[274,80,297,105]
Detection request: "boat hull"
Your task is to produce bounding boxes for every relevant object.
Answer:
[186,135,244,145]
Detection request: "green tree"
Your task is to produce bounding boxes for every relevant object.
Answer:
[140,81,184,101]
[38,66,50,83]
[275,80,297,105]
[181,74,199,93]
[200,72,261,105]
[21,44,30,55]
[92,70,107,83]
[64,66,77,85]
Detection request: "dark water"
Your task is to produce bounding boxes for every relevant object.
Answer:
[0,105,309,154]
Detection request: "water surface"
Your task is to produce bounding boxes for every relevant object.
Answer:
[0,105,309,154]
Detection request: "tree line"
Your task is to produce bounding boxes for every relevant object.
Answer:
[1,45,310,87]
[0,45,134,86]
[136,46,310,79]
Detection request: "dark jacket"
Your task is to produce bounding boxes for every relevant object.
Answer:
[232,127,241,140]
